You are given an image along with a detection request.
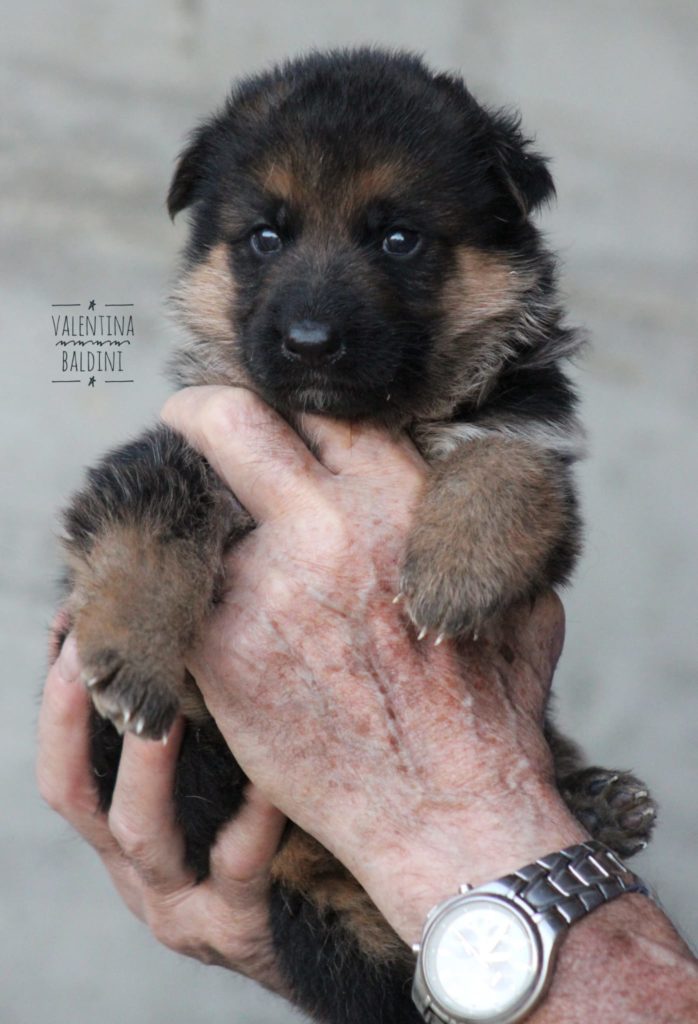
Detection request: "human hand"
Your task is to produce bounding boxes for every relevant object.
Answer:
[161,386,586,944]
[39,388,697,1024]
[37,623,290,996]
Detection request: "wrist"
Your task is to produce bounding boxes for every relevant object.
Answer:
[349,780,588,944]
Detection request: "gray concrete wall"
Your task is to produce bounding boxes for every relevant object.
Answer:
[2,2,696,1022]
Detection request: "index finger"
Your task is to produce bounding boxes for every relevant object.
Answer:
[161,386,329,522]
[298,412,428,479]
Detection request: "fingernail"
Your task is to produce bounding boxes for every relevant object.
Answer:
[56,635,81,684]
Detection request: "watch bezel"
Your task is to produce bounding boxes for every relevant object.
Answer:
[415,891,556,1024]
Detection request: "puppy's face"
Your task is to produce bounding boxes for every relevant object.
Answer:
[169,50,554,424]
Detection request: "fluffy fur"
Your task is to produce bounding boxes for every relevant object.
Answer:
[57,49,656,1024]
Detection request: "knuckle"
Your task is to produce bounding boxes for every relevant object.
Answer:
[108,810,149,861]
[143,902,203,958]
[261,569,295,608]
[201,388,264,444]
[160,388,198,428]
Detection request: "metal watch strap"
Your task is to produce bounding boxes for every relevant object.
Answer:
[489,839,649,936]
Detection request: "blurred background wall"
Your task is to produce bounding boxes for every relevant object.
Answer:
[2,2,696,1021]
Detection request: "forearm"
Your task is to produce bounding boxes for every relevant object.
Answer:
[352,788,697,1024]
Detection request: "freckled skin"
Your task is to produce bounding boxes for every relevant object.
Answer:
[187,433,564,891]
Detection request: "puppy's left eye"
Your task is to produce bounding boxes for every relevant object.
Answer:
[382,229,421,257]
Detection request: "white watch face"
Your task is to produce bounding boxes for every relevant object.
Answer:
[422,896,540,1021]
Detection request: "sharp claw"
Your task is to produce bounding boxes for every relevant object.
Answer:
[434,633,445,647]
[417,626,428,641]
[635,789,648,800]
[472,630,480,643]
[392,592,404,605]
[122,708,131,725]
[135,717,145,736]
[85,675,99,689]
[161,732,169,747]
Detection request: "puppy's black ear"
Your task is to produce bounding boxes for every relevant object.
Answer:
[167,124,215,220]
[489,110,555,222]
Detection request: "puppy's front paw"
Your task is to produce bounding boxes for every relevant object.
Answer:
[400,531,501,639]
[82,647,181,740]
[399,435,579,640]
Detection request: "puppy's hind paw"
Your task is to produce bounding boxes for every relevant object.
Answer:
[561,767,657,858]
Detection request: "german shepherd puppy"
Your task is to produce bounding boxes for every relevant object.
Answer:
[59,49,656,1024]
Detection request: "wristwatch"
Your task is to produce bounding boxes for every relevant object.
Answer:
[411,840,649,1024]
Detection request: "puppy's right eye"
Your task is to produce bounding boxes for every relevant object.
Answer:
[250,227,283,256]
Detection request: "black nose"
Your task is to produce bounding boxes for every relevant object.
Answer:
[283,320,341,364]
